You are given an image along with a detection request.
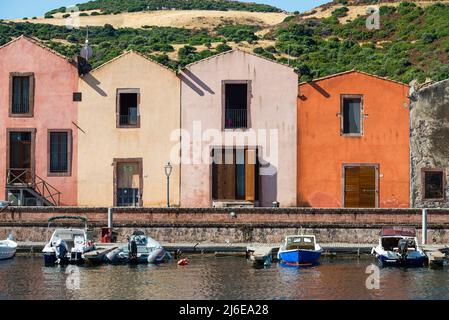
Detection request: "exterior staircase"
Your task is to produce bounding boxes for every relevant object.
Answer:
[6,169,61,206]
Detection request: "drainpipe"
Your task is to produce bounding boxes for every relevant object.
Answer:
[422,208,427,245]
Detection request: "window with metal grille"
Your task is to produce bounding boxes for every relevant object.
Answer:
[117,89,140,128]
[224,82,250,129]
[11,75,33,115]
[49,131,71,174]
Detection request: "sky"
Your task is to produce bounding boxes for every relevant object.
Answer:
[0,0,331,20]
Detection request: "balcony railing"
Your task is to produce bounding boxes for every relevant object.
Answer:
[225,108,247,129]
[119,114,139,126]
[119,107,139,126]
[6,168,61,206]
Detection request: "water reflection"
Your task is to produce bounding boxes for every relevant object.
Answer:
[1,256,449,300]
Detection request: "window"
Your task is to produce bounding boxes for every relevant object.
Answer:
[73,92,82,102]
[422,169,445,200]
[223,81,250,129]
[341,95,363,135]
[117,89,140,128]
[48,130,72,175]
[10,73,34,116]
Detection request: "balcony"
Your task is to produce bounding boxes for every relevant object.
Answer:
[118,107,139,127]
[225,108,247,129]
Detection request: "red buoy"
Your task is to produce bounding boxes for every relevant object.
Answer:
[177,258,189,266]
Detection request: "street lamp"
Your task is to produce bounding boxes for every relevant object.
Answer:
[164,162,173,207]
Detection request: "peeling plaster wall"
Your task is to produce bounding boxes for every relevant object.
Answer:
[411,80,449,207]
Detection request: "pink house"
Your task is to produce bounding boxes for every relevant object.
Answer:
[0,36,79,206]
[179,50,298,207]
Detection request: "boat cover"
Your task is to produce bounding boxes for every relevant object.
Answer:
[381,226,416,237]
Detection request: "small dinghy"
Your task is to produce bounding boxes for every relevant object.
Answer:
[278,235,322,266]
[42,216,95,266]
[105,230,171,264]
[0,235,17,260]
[372,226,427,267]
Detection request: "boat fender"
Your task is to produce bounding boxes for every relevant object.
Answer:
[178,258,189,266]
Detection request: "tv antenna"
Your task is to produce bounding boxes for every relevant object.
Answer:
[80,26,93,61]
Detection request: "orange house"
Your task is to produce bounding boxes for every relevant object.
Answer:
[297,70,410,208]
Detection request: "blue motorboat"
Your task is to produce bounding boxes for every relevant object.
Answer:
[278,235,322,266]
[372,226,428,267]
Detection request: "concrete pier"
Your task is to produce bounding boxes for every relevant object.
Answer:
[16,241,377,255]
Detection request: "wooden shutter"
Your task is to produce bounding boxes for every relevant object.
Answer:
[245,149,256,201]
[344,167,360,208]
[223,149,236,200]
[213,150,222,199]
[359,166,376,208]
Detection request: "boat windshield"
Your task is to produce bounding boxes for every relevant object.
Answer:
[285,236,315,250]
[131,235,147,246]
[382,237,416,251]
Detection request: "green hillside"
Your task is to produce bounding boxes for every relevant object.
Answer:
[46,0,283,16]
[2,1,449,84]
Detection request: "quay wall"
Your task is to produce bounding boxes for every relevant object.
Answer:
[1,207,449,244]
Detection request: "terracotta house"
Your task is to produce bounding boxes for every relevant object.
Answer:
[297,70,410,208]
[0,36,79,206]
[77,51,180,207]
[179,50,298,207]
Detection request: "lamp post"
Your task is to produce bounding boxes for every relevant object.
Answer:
[164,162,173,208]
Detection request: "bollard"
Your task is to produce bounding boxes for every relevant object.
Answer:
[108,208,113,229]
[422,208,427,245]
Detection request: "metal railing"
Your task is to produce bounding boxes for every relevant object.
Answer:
[225,108,248,129]
[119,108,139,126]
[6,168,61,206]
[119,115,139,126]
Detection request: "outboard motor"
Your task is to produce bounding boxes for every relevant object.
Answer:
[55,239,69,264]
[128,239,138,264]
[398,239,409,263]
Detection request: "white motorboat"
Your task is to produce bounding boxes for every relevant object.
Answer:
[372,226,427,267]
[42,216,95,266]
[0,235,17,260]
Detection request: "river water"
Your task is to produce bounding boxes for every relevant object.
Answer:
[1,255,449,300]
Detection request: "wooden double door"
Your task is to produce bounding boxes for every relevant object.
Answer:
[212,148,258,202]
[343,164,378,208]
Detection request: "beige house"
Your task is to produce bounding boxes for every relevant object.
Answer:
[77,51,180,207]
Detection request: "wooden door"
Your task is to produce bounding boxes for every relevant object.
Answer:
[116,161,141,207]
[213,149,235,200]
[9,132,33,184]
[344,166,377,208]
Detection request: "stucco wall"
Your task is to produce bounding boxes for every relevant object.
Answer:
[180,50,298,207]
[77,52,180,207]
[297,71,410,208]
[411,80,449,207]
[0,37,78,205]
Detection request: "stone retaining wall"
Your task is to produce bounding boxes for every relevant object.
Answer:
[1,207,449,244]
